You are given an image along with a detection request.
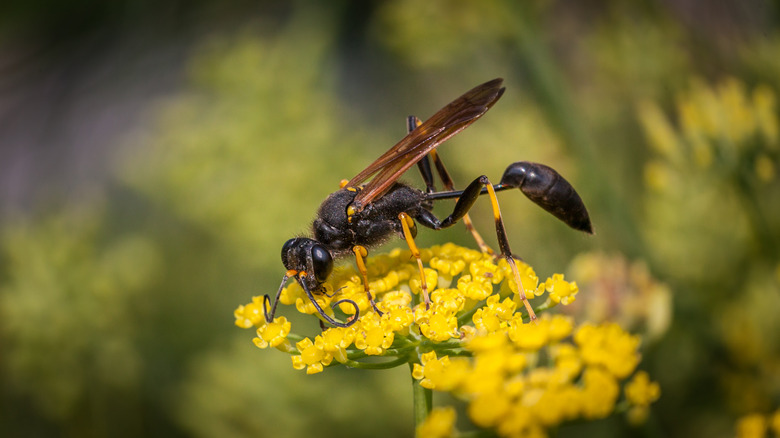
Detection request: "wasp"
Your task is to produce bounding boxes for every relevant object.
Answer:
[263,78,592,327]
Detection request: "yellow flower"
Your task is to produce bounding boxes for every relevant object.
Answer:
[625,371,661,406]
[380,302,414,333]
[456,274,494,300]
[416,406,457,438]
[547,314,575,341]
[428,242,477,277]
[580,367,619,419]
[418,310,459,342]
[291,337,333,375]
[414,351,469,391]
[409,267,440,297]
[544,273,579,305]
[294,292,333,317]
[468,390,512,428]
[233,296,266,328]
[770,409,780,435]
[624,370,661,425]
[430,287,466,314]
[315,326,356,363]
[353,312,394,355]
[736,413,767,438]
[507,316,549,351]
[637,99,682,163]
[379,290,413,307]
[253,316,291,349]
[500,258,542,297]
[551,344,582,382]
[368,269,402,294]
[506,314,574,351]
[575,322,641,378]
[496,406,544,438]
[473,295,515,332]
[638,77,779,198]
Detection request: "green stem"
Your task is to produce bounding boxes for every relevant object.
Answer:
[342,356,410,370]
[533,297,557,313]
[410,362,432,429]
[733,172,778,259]
[457,299,487,326]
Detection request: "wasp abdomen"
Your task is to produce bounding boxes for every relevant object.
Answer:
[500,161,593,234]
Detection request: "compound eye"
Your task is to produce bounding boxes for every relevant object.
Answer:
[281,238,299,267]
[310,244,333,283]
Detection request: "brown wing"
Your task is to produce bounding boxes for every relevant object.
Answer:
[346,78,505,211]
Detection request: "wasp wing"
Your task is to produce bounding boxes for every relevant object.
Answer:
[346,78,505,211]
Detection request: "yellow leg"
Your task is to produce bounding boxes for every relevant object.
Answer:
[353,245,382,315]
[398,212,430,307]
[484,182,537,323]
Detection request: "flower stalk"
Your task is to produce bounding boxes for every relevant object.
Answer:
[410,362,433,428]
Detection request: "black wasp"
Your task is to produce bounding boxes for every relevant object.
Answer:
[263,78,592,327]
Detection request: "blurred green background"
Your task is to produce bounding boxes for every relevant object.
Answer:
[1,1,779,437]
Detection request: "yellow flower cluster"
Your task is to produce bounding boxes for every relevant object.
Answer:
[624,371,661,424]
[637,77,778,191]
[412,319,655,437]
[736,409,780,438]
[235,243,569,373]
[235,243,659,435]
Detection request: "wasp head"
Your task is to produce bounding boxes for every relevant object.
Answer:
[281,237,334,291]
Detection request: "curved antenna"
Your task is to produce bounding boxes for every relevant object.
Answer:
[300,277,359,328]
[264,273,360,327]
[263,273,292,323]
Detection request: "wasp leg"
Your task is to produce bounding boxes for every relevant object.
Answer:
[407,115,494,254]
[398,212,430,308]
[353,245,384,316]
[408,116,437,196]
[429,148,495,255]
[481,177,538,323]
[415,175,538,323]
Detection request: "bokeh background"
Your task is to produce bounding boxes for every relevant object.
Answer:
[2,1,779,437]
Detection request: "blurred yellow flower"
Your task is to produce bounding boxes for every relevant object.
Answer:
[639,77,779,192]
[416,406,457,438]
[575,322,641,378]
[736,413,768,438]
